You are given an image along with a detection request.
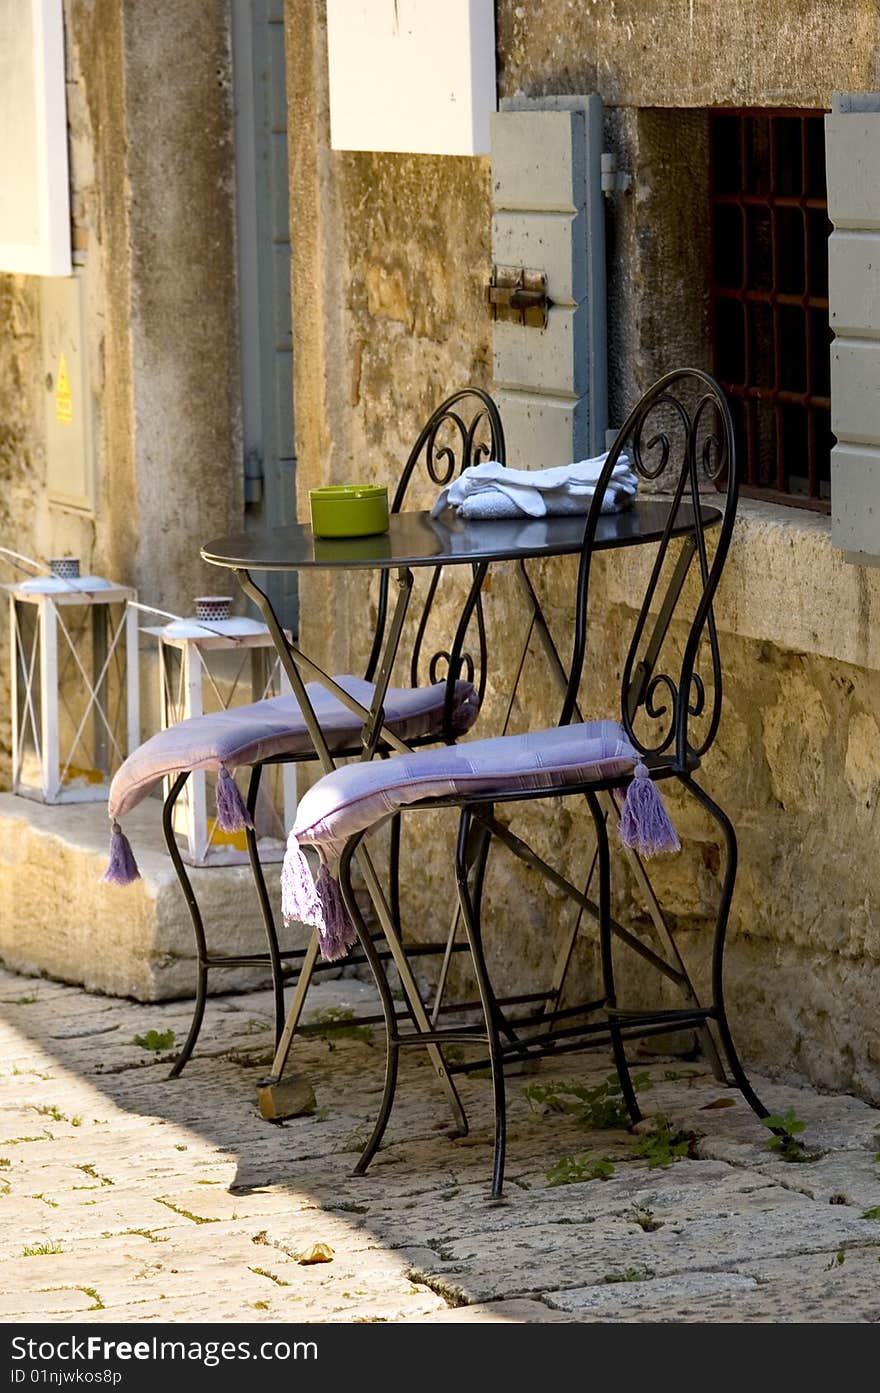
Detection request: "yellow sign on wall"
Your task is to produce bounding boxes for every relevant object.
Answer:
[41,273,93,513]
[55,352,72,424]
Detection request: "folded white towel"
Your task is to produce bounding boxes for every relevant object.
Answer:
[431,454,638,521]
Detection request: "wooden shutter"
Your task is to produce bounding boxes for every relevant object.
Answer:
[826,92,880,563]
[490,96,607,466]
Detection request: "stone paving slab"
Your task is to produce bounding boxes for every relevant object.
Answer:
[2,964,880,1322]
[555,1245,880,1323]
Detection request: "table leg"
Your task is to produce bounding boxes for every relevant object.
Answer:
[238,569,411,756]
[238,567,467,1125]
[262,929,320,1084]
[359,568,413,761]
[356,844,468,1135]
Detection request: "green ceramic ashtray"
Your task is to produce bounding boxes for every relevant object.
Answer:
[309,484,389,538]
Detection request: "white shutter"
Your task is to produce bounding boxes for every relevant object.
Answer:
[826,92,880,563]
[490,95,607,466]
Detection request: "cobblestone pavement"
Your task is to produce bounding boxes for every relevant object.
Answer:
[1,964,880,1323]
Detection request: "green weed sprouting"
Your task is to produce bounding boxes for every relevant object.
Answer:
[524,1072,652,1131]
[601,1265,655,1284]
[132,1030,176,1052]
[546,1154,615,1186]
[630,1115,692,1168]
[761,1108,809,1162]
[304,1007,373,1048]
[629,1204,662,1232]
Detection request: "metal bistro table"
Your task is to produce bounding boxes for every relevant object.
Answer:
[202,498,726,1118]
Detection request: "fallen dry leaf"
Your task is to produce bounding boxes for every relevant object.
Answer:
[296,1242,334,1265]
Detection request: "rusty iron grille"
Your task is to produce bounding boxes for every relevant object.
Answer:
[710,110,833,510]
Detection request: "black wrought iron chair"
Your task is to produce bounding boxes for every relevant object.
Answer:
[129,388,505,1074]
[290,368,773,1194]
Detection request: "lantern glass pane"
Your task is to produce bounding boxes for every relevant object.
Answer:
[12,599,43,791]
[54,599,131,795]
[160,633,292,866]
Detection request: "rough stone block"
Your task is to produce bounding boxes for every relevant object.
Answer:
[256,1074,317,1121]
[0,793,299,1001]
[545,1270,758,1315]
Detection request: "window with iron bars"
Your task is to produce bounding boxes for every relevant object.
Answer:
[710,110,834,510]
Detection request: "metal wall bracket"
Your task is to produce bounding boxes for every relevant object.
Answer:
[487,265,551,328]
[243,449,264,505]
[601,151,631,195]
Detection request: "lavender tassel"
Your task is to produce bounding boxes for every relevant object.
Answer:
[281,840,320,925]
[314,864,359,961]
[215,765,253,833]
[103,821,140,885]
[619,762,681,858]
[280,841,357,962]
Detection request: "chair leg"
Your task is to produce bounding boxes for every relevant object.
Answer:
[163,772,208,1079]
[168,962,208,1081]
[338,838,401,1176]
[431,815,489,1027]
[585,791,642,1126]
[244,763,286,1046]
[388,811,402,933]
[679,774,770,1123]
[466,815,524,1061]
[456,808,507,1198]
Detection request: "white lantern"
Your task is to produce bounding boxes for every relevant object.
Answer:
[142,596,295,868]
[5,558,139,803]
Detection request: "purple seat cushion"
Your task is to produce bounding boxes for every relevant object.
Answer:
[289,720,640,866]
[108,676,479,821]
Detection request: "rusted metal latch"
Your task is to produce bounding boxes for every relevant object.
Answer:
[487,266,551,329]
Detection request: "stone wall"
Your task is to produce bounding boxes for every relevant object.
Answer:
[0,0,241,785]
[495,0,880,109]
[0,279,42,786]
[3,0,879,1095]
[287,0,880,1099]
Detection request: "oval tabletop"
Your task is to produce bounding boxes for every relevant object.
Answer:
[202,499,721,573]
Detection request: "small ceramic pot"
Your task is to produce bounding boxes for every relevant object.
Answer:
[309,485,390,538]
[49,557,81,580]
[194,596,233,622]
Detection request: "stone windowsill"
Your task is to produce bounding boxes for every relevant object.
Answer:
[603,496,880,673]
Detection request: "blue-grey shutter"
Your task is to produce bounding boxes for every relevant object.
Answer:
[233,0,297,624]
[826,92,880,564]
[490,96,607,466]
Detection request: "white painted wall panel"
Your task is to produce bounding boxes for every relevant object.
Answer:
[327,0,495,156]
[0,0,70,275]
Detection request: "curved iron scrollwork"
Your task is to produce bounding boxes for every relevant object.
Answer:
[566,369,738,767]
[429,648,476,686]
[367,389,505,730]
[393,389,505,508]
